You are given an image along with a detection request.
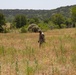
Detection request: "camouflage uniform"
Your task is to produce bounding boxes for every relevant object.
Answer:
[38,30,45,47]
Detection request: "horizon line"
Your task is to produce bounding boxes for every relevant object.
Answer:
[0,4,75,10]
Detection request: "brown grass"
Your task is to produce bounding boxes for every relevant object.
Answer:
[0,28,76,75]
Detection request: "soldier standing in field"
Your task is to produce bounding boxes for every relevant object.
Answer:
[38,30,45,47]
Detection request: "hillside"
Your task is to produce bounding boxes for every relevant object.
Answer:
[0,5,76,21]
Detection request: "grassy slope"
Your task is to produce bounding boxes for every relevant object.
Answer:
[0,28,76,75]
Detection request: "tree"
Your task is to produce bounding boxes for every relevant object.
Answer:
[51,13,65,28]
[28,18,35,24]
[28,17,39,24]
[14,14,27,28]
[0,13,6,32]
[71,6,76,27]
[33,17,39,24]
[44,18,50,23]
[65,18,72,28]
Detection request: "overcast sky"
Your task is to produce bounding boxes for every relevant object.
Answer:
[0,0,76,10]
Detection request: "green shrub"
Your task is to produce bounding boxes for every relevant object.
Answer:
[21,26,28,33]
[48,21,60,29]
[3,28,10,33]
[38,22,49,31]
[61,24,66,28]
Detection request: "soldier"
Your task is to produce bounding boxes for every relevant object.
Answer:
[38,30,45,47]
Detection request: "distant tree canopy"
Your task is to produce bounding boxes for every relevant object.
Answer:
[13,14,27,28]
[65,18,72,28]
[0,5,76,33]
[44,18,50,23]
[51,13,65,28]
[28,17,39,24]
[71,6,76,25]
[0,13,6,32]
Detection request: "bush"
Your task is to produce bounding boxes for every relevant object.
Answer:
[0,26,4,32]
[13,14,27,28]
[21,26,28,33]
[38,22,49,31]
[61,24,66,28]
[48,21,60,29]
[28,24,39,32]
[3,28,10,33]
[0,13,6,32]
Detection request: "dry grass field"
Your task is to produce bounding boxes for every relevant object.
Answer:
[0,28,76,75]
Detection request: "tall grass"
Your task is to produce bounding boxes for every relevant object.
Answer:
[15,59,19,75]
[0,28,76,75]
[0,62,1,75]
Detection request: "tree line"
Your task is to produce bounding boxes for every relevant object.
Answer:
[0,5,76,33]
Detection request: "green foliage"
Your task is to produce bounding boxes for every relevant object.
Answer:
[38,22,50,31]
[51,13,65,28]
[61,24,66,28]
[14,14,27,28]
[0,5,75,22]
[0,5,76,32]
[71,6,76,24]
[0,13,5,25]
[0,13,6,32]
[33,17,39,24]
[3,28,10,33]
[28,17,39,24]
[10,22,17,29]
[48,21,60,29]
[65,18,72,28]
[0,5,75,24]
[44,18,50,24]
[0,26,4,32]
[28,18,35,24]
[21,25,28,33]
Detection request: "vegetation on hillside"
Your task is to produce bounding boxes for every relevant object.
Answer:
[0,13,6,32]
[0,5,76,33]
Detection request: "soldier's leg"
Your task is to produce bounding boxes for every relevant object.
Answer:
[39,42,41,47]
